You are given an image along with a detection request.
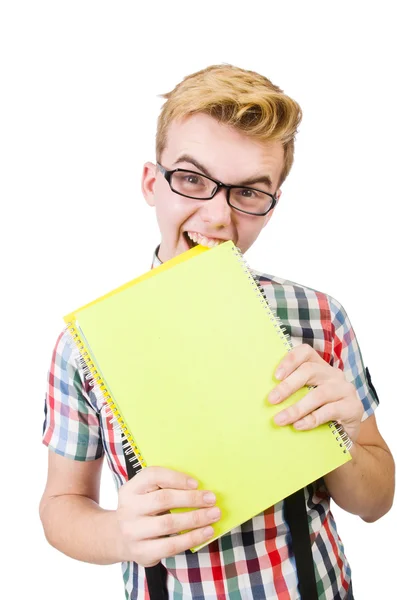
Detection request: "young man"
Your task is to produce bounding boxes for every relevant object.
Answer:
[40,64,395,599]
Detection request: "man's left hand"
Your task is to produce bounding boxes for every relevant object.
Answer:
[268,344,364,443]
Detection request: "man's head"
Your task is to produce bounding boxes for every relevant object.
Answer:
[142,64,302,262]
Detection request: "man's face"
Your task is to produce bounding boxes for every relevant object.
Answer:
[142,113,284,262]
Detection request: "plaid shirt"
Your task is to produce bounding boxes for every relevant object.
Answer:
[43,248,378,600]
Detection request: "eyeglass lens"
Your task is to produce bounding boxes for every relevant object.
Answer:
[171,171,273,215]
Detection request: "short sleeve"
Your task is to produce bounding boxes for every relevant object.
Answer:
[42,330,104,460]
[328,296,379,421]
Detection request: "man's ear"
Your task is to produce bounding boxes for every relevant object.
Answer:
[141,162,157,207]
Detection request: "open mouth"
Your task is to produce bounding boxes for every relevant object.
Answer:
[184,231,225,249]
[184,232,198,249]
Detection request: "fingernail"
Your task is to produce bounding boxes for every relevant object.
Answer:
[268,389,280,403]
[207,507,221,521]
[274,412,288,425]
[187,478,198,489]
[203,526,214,538]
[203,492,216,504]
[275,368,284,380]
[294,420,306,430]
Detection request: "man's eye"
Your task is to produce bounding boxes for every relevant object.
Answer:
[186,175,200,184]
[240,188,257,198]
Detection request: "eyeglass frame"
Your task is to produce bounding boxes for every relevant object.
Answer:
[156,163,278,216]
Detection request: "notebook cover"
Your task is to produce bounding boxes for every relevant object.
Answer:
[65,241,351,551]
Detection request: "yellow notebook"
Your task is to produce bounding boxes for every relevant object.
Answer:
[64,241,351,552]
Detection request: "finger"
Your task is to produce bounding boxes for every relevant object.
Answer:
[292,394,363,434]
[140,488,217,516]
[273,382,350,426]
[144,524,215,561]
[137,506,222,539]
[132,466,199,494]
[291,399,358,432]
[269,361,341,405]
[274,343,325,381]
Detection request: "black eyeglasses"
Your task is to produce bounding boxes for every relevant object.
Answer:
[157,163,277,216]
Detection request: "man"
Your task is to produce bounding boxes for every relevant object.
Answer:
[40,64,395,599]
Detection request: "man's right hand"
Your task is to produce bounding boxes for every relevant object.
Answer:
[116,466,221,566]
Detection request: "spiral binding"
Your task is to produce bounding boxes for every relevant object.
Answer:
[232,245,293,349]
[65,322,146,472]
[232,245,353,455]
[329,422,353,452]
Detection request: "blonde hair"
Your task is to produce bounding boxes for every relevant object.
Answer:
[156,64,302,186]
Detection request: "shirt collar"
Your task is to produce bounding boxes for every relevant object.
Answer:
[151,244,162,269]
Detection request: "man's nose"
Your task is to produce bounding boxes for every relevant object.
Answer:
[200,187,232,227]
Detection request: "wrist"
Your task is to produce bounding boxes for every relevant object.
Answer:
[103,508,128,564]
[87,507,127,565]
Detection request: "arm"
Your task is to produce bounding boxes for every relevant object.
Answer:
[39,451,220,567]
[323,414,395,522]
[40,332,220,566]
[39,452,121,565]
[268,343,395,522]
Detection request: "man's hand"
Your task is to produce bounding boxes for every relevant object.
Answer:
[116,466,220,567]
[268,343,364,442]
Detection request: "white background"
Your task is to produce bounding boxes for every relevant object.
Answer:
[1,1,396,598]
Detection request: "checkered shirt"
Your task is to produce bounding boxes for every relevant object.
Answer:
[42,249,378,599]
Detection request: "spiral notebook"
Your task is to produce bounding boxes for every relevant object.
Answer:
[64,241,352,551]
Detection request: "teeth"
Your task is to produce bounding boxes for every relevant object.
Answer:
[187,231,223,248]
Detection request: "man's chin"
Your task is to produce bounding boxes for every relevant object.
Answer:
[157,242,187,263]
